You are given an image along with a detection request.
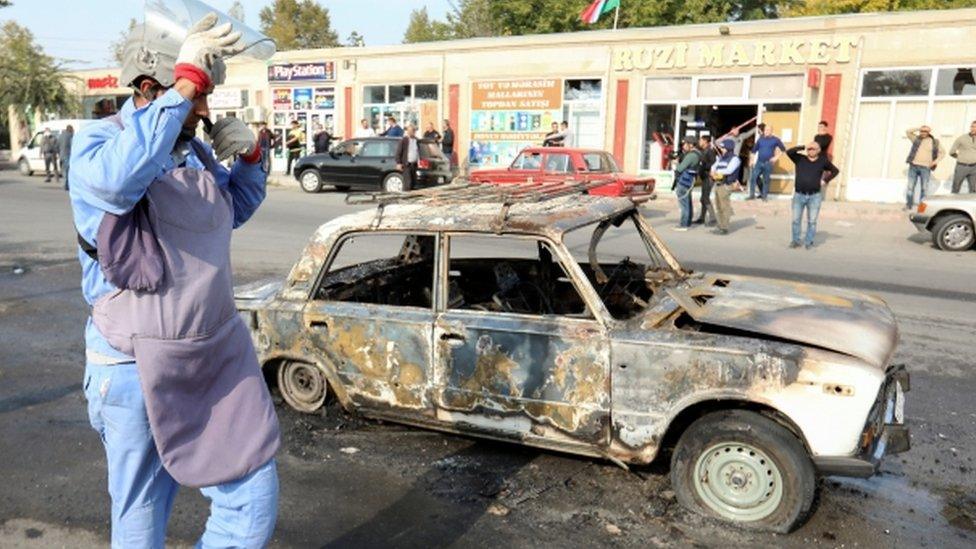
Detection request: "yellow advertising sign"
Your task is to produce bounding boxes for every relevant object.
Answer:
[613,39,859,71]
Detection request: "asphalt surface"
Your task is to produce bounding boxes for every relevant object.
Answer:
[1,172,974,548]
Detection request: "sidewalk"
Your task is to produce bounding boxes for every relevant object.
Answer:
[651,189,909,223]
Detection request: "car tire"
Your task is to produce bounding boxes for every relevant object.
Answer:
[382,172,408,193]
[277,360,329,413]
[299,169,323,193]
[931,213,975,251]
[670,410,816,534]
[18,158,32,176]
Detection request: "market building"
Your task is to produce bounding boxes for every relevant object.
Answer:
[30,8,976,202]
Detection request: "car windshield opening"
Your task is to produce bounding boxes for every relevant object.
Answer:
[564,210,680,320]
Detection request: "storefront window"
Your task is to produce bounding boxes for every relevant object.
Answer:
[934,68,976,96]
[388,85,410,104]
[363,84,440,134]
[564,79,601,101]
[645,78,691,102]
[415,84,439,100]
[364,85,386,103]
[861,69,931,97]
[642,104,676,171]
[562,79,604,149]
[697,77,745,99]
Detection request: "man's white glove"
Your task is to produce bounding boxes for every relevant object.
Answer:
[175,12,245,92]
[211,117,257,162]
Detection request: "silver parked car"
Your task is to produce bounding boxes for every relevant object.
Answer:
[236,182,910,533]
[910,194,976,251]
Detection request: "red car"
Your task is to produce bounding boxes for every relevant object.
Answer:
[470,147,655,201]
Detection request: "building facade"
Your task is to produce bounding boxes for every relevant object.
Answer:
[44,9,976,202]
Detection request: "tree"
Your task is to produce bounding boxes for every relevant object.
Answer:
[345,31,365,47]
[0,1,11,7]
[259,0,340,50]
[228,0,246,22]
[0,22,78,121]
[789,0,976,16]
[403,7,453,43]
[108,18,138,66]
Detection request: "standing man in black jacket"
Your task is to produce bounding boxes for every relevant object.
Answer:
[394,123,420,192]
[694,135,718,225]
[441,119,455,170]
[786,142,840,249]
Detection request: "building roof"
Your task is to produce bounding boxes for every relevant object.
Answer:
[271,8,976,62]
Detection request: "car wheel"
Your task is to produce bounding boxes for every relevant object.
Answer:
[382,172,407,193]
[670,410,815,533]
[299,170,323,193]
[931,213,975,251]
[277,360,328,413]
[18,158,32,176]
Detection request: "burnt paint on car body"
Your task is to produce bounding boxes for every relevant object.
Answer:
[235,195,904,466]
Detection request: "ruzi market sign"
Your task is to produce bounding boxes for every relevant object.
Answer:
[613,38,859,71]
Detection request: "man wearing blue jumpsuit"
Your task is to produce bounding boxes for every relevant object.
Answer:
[69,16,277,548]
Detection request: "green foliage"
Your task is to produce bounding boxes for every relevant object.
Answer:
[790,0,976,15]
[345,31,365,47]
[403,7,454,43]
[0,22,79,119]
[108,18,138,66]
[259,0,340,50]
[0,1,11,7]
[402,0,973,42]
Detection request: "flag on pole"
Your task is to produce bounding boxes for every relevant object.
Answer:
[580,0,620,25]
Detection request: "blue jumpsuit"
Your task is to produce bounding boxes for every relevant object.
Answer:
[69,89,277,548]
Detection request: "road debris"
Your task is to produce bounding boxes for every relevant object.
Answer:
[487,503,510,517]
[339,447,359,455]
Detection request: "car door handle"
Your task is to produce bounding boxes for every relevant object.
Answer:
[439,332,466,347]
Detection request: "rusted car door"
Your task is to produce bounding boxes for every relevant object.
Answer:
[432,234,612,450]
[302,232,438,417]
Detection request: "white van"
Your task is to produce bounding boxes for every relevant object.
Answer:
[17,119,91,176]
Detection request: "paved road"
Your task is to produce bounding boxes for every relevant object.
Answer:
[1,172,974,547]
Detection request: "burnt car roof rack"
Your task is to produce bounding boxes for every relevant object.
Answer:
[346,178,616,207]
[346,178,619,232]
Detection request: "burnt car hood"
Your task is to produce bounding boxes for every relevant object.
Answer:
[234,278,282,308]
[665,274,898,368]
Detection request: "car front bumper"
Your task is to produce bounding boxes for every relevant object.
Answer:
[813,365,910,478]
[909,213,930,232]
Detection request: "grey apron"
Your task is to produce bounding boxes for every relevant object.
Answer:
[92,140,279,487]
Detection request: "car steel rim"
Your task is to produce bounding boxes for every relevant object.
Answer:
[300,171,320,191]
[942,222,974,249]
[693,442,784,522]
[279,361,326,411]
[385,175,404,193]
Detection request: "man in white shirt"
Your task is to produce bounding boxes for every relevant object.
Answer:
[558,121,575,147]
[354,118,376,138]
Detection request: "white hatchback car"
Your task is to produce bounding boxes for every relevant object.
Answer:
[16,119,90,176]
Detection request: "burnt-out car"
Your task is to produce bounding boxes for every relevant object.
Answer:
[235,182,909,533]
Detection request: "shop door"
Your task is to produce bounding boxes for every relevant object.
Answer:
[762,104,801,193]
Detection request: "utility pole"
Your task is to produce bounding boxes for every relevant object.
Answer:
[613,2,620,30]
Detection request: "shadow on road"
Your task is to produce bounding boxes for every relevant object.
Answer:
[323,441,534,548]
[0,384,79,414]
[727,217,757,233]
